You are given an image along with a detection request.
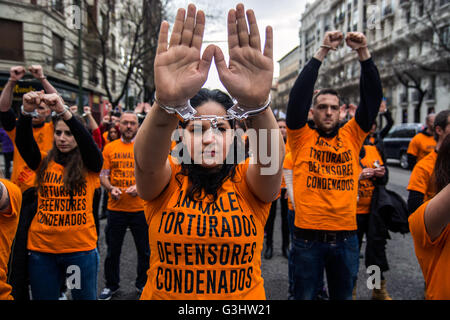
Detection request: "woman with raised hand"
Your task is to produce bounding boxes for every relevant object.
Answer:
[15,91,103,300]
[134,3,284,299]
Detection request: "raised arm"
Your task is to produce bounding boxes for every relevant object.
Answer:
[286,31,344,130]
[29,65,57,94]
[44,94,103,173]
[214,4,283,202]
[134,4,214,201]
[346,32,383,132]
[15,91,45,171]
[423,184,450,241]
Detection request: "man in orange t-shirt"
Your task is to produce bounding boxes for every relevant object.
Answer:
[286,31,382,300]
[407,113,436,169]
[0,179,22,300]
[99,112,150,300]
[407,110,450,215]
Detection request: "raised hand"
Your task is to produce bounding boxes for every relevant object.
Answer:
[23,90,44,113]
[10,66,26,82]
[345,32,367,50]
[323,31,344,50]
[28,65,45,79]
[339,104,348,121]
[41,93,65,114]
[214,3,273,108]
[134,102,144,114]
[154,4,215,107]
[348,103,358,118]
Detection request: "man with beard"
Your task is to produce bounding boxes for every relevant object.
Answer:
[286,31,382,300]
[99,111,149,300]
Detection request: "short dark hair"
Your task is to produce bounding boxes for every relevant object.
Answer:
[313,88,341,107]
[433,134,450,193]
[433,110,450,140]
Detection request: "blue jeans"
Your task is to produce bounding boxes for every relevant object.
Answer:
[28,248,99,300]
[287,210,295,299]
[291,233,359,300]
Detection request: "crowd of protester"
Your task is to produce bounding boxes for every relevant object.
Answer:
[0,3,448,301]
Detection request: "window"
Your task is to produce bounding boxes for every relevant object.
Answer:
[52,33,65,67]
[87,2,98,34]
[0,19,23,61]
[52,0,64,14]
[73,45,79,78]
[89,59,98,85]
[418,2,424,16]
[111,69,116,92]
[111,34,116,58]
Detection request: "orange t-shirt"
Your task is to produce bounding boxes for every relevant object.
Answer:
[287,118,368,231]
[7,122,54,192]
[102,139,145,212]
[357,145,384,215]
[407,132,436,163]
[27,157,99,254]
[283,152,294,211]
[0,179,22,300]
[409,200,450,300]
[140,157,271,300]
[407,150,437,202]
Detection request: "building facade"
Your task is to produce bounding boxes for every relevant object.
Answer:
[0,0,142,121]
[275,45,300,117]
[296,0,449,125]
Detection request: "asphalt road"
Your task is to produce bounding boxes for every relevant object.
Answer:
[96,162,424,301]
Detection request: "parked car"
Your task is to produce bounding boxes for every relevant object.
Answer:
[382,123,424,169]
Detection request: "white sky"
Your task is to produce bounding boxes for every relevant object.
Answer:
[168,0,311,92]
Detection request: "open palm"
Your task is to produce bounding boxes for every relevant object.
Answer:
[215,4,273,108]
[154,5,214,107]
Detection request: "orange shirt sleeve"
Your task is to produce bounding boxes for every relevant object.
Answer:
[409,201,450,299]
[0,179,22,300]
[407,135,420,157]
[407,162,431,194]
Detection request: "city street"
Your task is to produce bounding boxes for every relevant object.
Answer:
[96,163,425,300]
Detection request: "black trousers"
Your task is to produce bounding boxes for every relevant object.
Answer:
[356,214,386,280]
[3,151,13,179]
[104,210,150,291]
[265,189,289,249]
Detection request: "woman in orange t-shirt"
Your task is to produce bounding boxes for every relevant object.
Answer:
[0,178,22,300]
[134,4,284,299]
[15,92,103,300]
[409,135,450,300]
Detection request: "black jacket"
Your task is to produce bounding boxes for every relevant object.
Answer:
[363,185,410,271]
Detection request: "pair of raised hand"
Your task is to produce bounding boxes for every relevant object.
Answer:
[9,65,46,82]
[322,31,367,51]
[22,91,66,115]
[154,3,273,111]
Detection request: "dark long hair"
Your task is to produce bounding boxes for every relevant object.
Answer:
[35,115,87,197]
[176,88,246,203]
[433,134,450,193]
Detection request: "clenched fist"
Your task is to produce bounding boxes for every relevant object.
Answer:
[28,65,45,79]
[345,32,367,50]
[23,90,45,113]
[10,66,26,82]
[323,31,344,50]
